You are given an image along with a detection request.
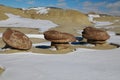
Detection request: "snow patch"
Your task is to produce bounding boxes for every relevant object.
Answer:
[0,13,58,32]
[88,14,100,22]
[23,7,50,14]
[95,21,113,27]
[88,14,113,28]
[26,34,44,39]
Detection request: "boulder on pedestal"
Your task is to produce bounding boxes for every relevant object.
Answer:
[82,27,110,44]
[44,30,76,50]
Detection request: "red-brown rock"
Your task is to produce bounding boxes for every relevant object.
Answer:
[2,28,32,50]
[44,30,76,50]
[44,30,76,43]
[82,27,110,41]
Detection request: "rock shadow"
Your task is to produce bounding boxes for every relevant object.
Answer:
[71,36,87,45]
[35,45,51,49]
[75,37,83,41]
[71,41,87,45]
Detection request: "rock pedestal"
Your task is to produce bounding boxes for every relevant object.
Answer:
[51,42,71,50]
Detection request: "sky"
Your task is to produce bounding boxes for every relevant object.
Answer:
[0,0,120,16]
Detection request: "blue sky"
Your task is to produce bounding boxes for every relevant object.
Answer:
[0,0,120,16]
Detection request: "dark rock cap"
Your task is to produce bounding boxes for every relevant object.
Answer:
[44,30,76,43]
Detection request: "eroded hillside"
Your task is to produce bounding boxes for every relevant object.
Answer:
[0,5,92,35]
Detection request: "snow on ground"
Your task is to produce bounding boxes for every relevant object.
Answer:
[88,14,113,28]
[88,14,100,22]
[0,13,120,80]
[0,33,2,38]
[94,21,113,27]
[107,31,120,45]
[26,34,44,39]
[0,13,58,32]
[0,48,120,80]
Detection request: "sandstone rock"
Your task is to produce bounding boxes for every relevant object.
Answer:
[82,27,110,40]
[82,27,110,44]
[2,28,32,50]
[44,30,76,50]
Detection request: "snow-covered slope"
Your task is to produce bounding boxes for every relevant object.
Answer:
[0,13,58,32]
[0,48,120,80]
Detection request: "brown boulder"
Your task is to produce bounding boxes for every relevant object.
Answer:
[2,28,32,50]
[82,27,110,41]
[44,30,76,43]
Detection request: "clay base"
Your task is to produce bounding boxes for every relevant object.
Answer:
[51,42,71,50]
[87,39,106,44]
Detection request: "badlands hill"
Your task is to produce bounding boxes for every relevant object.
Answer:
[0,5,92,35]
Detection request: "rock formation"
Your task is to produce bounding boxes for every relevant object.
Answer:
[44,30,76,50]
[82,27,110,44]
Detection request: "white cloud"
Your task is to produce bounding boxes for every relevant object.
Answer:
[16,0,22,2]
[105,1,120,16]
[57,3,66,7]
[27,0,35,5]
[81,1,106,14]
[58,0,65,2]
[16,0,35,5]
[56,0,67,8]
[80,1,120,16]
[106,1,120,9]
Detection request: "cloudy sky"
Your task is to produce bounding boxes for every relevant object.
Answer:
[0,0,120,16]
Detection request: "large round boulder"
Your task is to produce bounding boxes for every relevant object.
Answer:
[2,28,32,50]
